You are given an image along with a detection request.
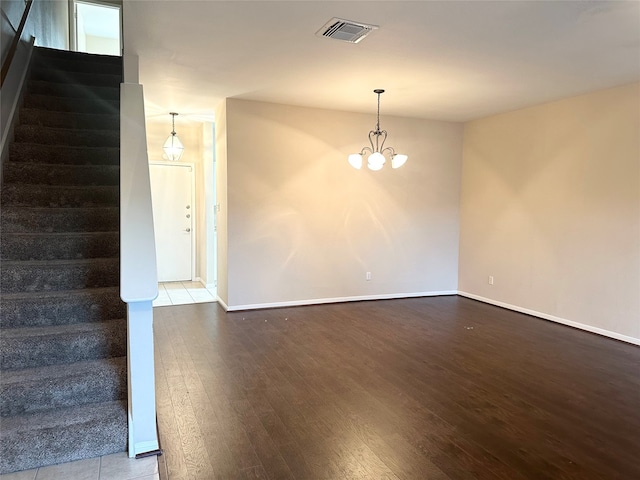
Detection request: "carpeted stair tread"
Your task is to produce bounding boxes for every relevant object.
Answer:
[8,143,119,165]
[14,124,119,147]
[0,356,127,417]
[1,287,125,329]
[1,183,118,207]
[0,318,126,370]
[0,400,127,474]
[9,143,120,165]
[29,67,121,88]
[29,67,122,86]
[1,232,119,261]
[31,56,123,76]
[32,46,123,65]
[1,206,119,233]
[23,94,119,115]
[27,81,120,101]
[1,257,119,293]
[2,162,119,186]
[19,108,119,130]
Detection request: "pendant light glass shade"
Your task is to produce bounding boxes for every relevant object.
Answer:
[367,152,385,170]
[163,133,184,161]
[348,153,363,169]
[163,112,184,161]
[391,154,408,169]
[349,89,407,171]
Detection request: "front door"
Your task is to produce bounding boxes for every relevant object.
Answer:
[149,163,193,282]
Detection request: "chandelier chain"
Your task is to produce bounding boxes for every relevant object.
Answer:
[376,91,381,133]
[170,112,178,135]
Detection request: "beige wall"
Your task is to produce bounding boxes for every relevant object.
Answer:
[459,82,640,341]
[0,0,69,60]
[1,0,68,61]
[222,99,463,308]
[1,0,68,177]
[1,0,25,61]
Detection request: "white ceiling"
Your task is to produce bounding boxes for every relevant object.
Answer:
[123,0,640,124]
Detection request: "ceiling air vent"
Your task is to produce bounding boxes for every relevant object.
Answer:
[316,18,378,44]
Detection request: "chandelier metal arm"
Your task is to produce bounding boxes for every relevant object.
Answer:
[381,146,396,157]
[367,128,388,153]
[358,145,397,158]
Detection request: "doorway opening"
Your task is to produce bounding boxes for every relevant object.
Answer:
[148,120,218,306]
[70,0,122,56]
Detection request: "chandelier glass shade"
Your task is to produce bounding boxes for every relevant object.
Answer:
[163,112,184,161]
[349,89,408,170]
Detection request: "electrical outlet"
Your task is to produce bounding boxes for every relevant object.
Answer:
[488,275,494,285]
[366,272,372,281]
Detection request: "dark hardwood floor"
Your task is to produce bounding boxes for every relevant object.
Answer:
[153,296,640,480]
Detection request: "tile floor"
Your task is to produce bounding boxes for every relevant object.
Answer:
[153,281,217,307]
[0,452,158,480]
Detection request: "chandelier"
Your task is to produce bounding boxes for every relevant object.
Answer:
[348,89,408,170]
[163,112,184,161]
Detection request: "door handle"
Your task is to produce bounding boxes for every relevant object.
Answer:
[185,228,191,232]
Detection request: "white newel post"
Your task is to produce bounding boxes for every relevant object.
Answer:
[126,301,157,456]
[120,81,160,457]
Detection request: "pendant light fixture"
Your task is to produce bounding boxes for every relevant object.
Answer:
[163,112,184,161]
[348,89,408,170]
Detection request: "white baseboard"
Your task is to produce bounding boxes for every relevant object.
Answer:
[224,290,458,312]
[132,439,160,457]
[194,277,216,290]
[217,296,229,311]
[457,291,640,346]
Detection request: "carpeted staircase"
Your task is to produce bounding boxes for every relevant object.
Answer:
[0,47,127,474]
